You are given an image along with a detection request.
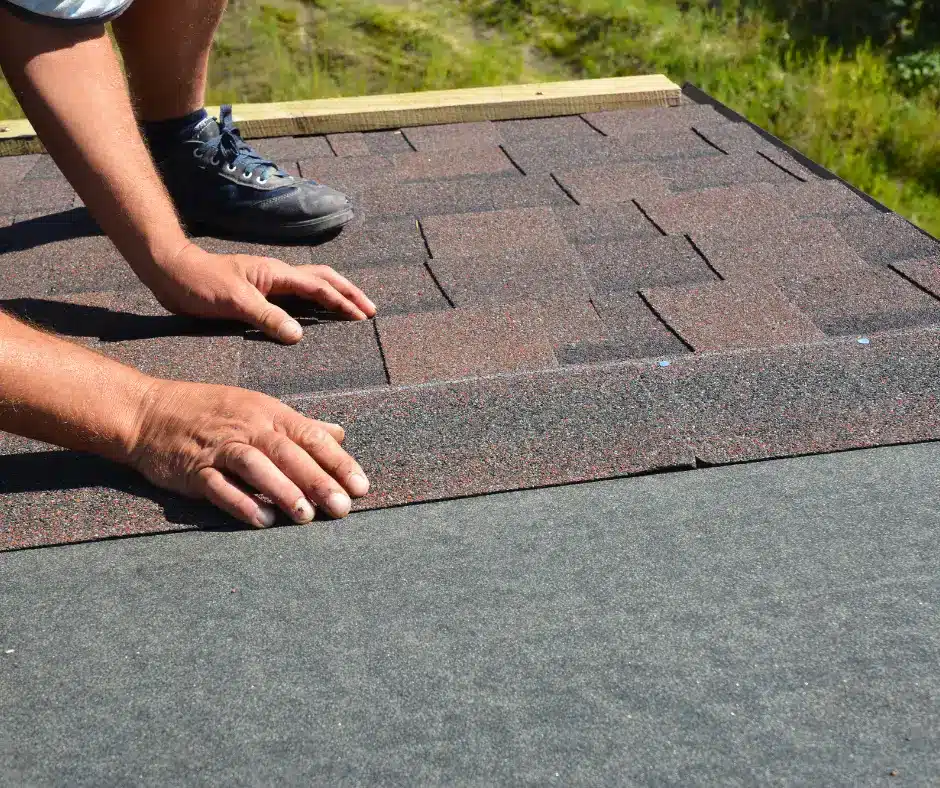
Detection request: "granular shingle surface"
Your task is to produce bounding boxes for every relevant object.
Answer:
[893,256,940,298]
[377,305,557,385]
[643,280,827,351]
[2,92,940,550]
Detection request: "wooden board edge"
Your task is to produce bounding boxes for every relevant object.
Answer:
[0,74,680,156]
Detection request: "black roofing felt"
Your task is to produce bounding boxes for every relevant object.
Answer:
[3,444,939,785]
[2,89,940,550]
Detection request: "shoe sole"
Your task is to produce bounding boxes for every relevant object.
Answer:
[189,207,355,240]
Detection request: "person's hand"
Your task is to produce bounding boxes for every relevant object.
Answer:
[130,378,370,527]
[143,242,377,343]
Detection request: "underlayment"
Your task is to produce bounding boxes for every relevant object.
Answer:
[1,444,939,786]
[2,93,940,549]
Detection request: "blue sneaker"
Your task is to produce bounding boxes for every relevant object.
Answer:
[151,105,353,239]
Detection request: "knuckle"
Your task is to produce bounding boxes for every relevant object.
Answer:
[222,442,255,470]
[297,424,330,455]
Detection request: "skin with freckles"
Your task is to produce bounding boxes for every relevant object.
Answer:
[0,1,378,523]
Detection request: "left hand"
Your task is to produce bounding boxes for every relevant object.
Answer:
[142,242,377,343]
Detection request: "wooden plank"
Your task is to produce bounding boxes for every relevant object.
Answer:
[0,119,44,156]
[0,75,680,156]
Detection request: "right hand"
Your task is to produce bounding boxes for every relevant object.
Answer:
[143,243,377,344]
[128,378,369,527]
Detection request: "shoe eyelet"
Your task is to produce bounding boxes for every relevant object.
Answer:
[257,175,269,185]
[224,163,237,173]
[240,171,254,180]
[192,147,204,159]
[209,155,220,166]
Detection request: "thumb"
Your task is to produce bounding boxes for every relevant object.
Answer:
[236,287,303,344]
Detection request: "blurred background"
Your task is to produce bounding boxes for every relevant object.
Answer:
[1,0,938,235]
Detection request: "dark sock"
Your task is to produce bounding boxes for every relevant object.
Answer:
[143,108,209,155]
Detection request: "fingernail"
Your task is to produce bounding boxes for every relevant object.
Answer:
[347,473,370,497]
[326,491,351,518]
[293,496,316,524]
[255,504,277,528]
[279,319,302,343]
[365,298,377,313]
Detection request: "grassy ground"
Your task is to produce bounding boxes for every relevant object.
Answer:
[0,0,938,236]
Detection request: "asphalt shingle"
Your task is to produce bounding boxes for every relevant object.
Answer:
[2,98,939,550]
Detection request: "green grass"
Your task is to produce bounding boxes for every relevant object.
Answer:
[1,0,938,236]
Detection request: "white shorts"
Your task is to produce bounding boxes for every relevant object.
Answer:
[1,0,134,23]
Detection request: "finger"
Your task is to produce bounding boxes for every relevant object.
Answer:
[313,267,377,317]
[194,466,278,529]
[317,420,345,443]
[235,287,304,344]
[281,416,369,500]
[272,268,369,321]
[219,443,318,524]
[255,430,363,517]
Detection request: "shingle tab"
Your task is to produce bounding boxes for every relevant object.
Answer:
[657,152,796,192]
[421,207,569,259]
[361,130,414,156]
[340,263,450,315]
[588,292,692,362]
[428,247,590,308]
[674,330,940,464]
[194,234,312,267]
[401,121,501,151]
[325,133,371,157]
[356,173,567,218]
[24,155,65,180]
[640,183,797,236]
[690,218,863,282]
[578,236,716,295]
[0,154,41,184]
[643,280,825,351]
[583,104,732,137]
[98,333,242,385]
[296,361,693,509]
[377,305,557,385]
[249,135,334,161]
[777,179,878,219]
[389,148,515,182]
[835,213,940,264]
[240,320,387,396]
[778,260,940,335]
[553,164,671,204]
[892,257,940,298]
[0,179,76,215]
[691,121,766,153]
[551,203,662,245]
[0,452,194,551]
[307,215,428,270]
[495,116,601,146]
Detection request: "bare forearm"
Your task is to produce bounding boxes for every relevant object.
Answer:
[0,310,151,462]
[0,10,187,279]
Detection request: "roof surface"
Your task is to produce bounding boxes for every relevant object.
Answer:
[3,443,939,784]
[2,93,940,549]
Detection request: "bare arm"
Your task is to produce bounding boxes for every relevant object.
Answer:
[0,9,375,342]
[0,310,369,525]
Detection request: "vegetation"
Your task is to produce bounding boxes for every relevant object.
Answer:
[0,0,937,236]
